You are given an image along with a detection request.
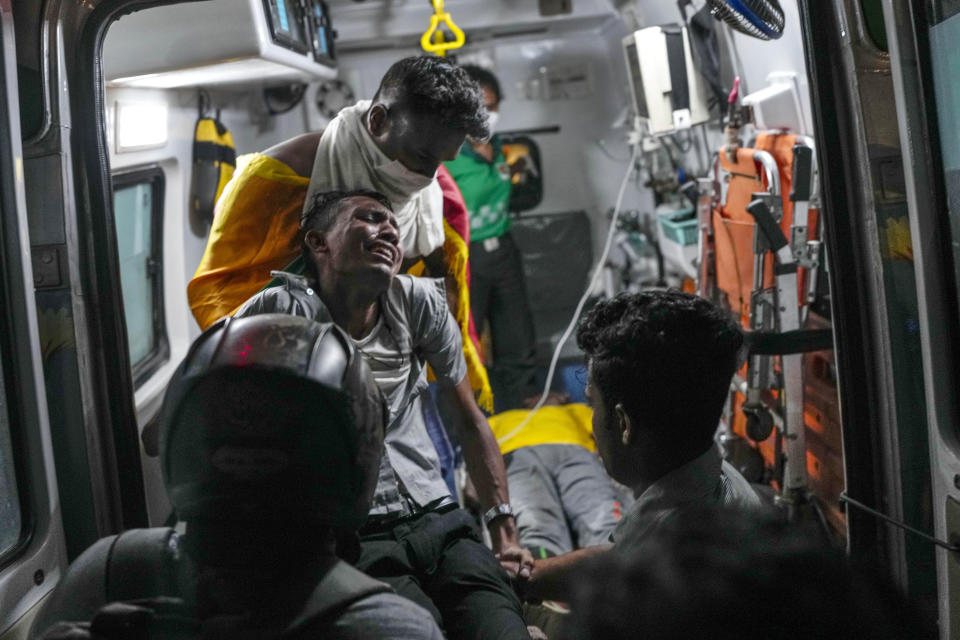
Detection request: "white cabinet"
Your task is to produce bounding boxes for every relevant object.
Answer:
[103,0,337,89]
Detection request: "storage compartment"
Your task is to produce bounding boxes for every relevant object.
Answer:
[656,207,697,245]
[656,206,698,278]
[103,0,337,89]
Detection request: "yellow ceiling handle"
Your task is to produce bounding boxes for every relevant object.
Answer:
[420,0,465,57]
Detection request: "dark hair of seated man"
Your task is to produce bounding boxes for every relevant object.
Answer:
[575,289,744,486]
[301,188,394,233]
[564,508,935,640]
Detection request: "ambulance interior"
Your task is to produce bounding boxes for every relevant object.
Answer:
[99,0,837,543]
[5,0,956,636]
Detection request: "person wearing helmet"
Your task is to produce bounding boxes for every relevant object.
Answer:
[29,314,443,640]
[234,189,534,640]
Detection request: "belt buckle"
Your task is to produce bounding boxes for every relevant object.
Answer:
[483,237,500,252]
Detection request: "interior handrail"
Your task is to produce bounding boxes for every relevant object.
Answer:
[420,0,465,57]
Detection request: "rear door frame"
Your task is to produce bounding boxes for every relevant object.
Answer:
[881,0,960,635]
[0,0,67,633]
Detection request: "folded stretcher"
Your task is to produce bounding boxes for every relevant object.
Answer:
[700,133,828,512]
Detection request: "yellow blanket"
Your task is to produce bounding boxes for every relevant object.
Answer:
[187,152,493,410]
[489,404,596,456]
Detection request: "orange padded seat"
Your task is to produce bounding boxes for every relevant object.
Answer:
[712,133,819,320]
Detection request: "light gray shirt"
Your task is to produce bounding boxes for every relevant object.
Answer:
[234,272,466,517]
[610,444,762,556]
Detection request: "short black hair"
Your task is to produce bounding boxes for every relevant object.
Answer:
[576,290,742,457]
[300,188,393,233]
[565,508,934,640]
[374,55,489,139]
[461,64,502,103]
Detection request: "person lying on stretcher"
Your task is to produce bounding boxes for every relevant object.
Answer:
[487,399,633,560]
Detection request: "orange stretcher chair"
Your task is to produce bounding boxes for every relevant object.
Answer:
[706,133,824,509]
[712,133,820,320]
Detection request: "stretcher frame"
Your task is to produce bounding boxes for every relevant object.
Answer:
[705,138,822,514]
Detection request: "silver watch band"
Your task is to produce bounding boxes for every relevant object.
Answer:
[483,503,514,527]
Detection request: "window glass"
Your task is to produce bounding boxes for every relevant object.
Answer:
[929,12,960,331]
[112,169,167,385]
[0,349,22,557]
[114,183,155,368]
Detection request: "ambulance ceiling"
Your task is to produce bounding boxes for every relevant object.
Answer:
[326,0,620,51]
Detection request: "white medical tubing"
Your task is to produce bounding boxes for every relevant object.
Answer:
[496,143,640,444]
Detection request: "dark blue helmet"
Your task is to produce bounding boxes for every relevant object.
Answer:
[160,314,385,530]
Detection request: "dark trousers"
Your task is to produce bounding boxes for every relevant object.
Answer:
[469,232,538,412]
[357,508,530,640]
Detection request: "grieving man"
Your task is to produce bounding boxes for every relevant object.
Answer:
[187,56,494,414]
[234,189,533,640]
[499,290,762,602]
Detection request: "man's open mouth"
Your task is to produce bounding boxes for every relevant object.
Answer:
[366,241,397,264]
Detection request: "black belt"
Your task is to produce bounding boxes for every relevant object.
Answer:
[359,499,459,536]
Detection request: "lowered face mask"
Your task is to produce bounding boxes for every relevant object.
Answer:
[376,157,435,198]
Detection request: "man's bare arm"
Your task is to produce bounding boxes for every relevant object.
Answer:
[507,544,612,602]
[445,376,518,553]
[263,132,323,177]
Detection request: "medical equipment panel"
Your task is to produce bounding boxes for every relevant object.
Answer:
[622,26,711,135]
[304,0,337,65]
[263,0,309,54]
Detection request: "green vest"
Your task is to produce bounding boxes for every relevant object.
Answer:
[444,136,512,243]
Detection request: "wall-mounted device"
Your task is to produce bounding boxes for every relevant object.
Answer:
[263,0,309,53]
[741,72,807,134]
[304,0,337,65]
[103,0,337,89]
[303,75,359,132]
[622,25,710,135]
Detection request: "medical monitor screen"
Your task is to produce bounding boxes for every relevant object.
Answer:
[263,0,309,54]
[624,41,649,118]
[306,0,336,64]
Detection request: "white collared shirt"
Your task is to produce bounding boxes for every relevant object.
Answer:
[610,444,762,556]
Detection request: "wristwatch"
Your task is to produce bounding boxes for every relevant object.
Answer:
[482,503,514,527]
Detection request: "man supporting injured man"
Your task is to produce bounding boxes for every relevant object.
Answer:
[234,190,534,640]
[187,55,494,411]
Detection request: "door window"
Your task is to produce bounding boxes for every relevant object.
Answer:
[112,168,167,386]
[931,0,960,23]
[929,9,960,331]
